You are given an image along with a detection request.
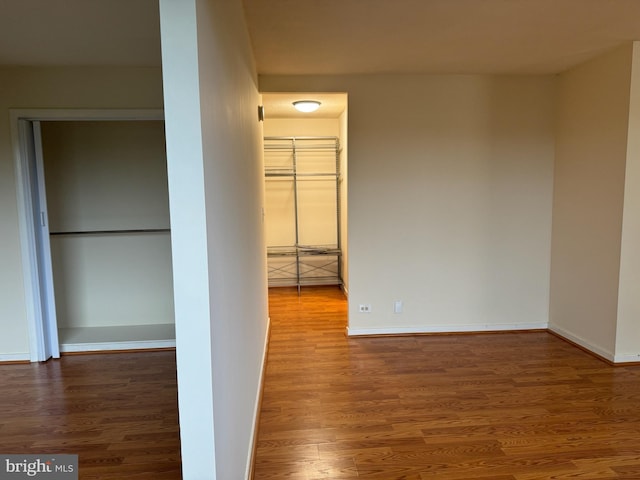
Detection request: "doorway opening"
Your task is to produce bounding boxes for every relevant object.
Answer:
[12,110,175,362]
[261,93,348,307]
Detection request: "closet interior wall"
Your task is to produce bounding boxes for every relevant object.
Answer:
[41,120,175,352]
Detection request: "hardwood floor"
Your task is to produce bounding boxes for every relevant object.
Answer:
[0,351,181,479]
[3,290,640,479]
[254,286,640,479]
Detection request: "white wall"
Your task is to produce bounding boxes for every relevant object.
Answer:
[160,0,268,478]
[616,42,640,362]
[339,109,349,292]
[42,120,173,329]
[42,121,169,232]
[50,235,173,328]
[263,118,339,137]
[0,66,163,360]
[261,74,555,335]
[550,44,633,360]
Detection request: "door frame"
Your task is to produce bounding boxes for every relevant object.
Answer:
[10,109,164,362]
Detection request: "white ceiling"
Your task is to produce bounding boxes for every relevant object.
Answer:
[243,0,640,75]
[0,0,639,76]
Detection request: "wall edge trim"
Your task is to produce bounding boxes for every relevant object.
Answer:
[347,322,548,337]
[547,325,615,363]
[613,353,640,364]
[0,353,30,363]
[60,339,176,353]
[246,316,271,480]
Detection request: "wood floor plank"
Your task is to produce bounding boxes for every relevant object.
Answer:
[0,351,181,479]
[253,286,640,479]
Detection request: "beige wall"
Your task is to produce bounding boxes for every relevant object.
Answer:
[42,121,169,232]
[263,117,339,137]
[0,66,163,359]
[549,44,633,360]
[339,108,349,291]
[160,0,269,477]
[616,42,640,362]
[261,74,555,334]
[42,121,173,329]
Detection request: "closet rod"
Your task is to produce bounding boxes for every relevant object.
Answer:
[265,172,340,178]
[50,228,170,236]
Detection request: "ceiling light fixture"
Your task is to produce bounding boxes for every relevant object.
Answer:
[293,100,321,113]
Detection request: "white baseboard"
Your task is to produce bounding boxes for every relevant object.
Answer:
[60,339,176,353]
[547,325,615,362]
[347,322,548,336]
[0,353,30,363]
[614,353,640,363]
[246,316,271,480]
[58,325,175,353]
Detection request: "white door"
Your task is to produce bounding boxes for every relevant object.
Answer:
[25,120,60,360]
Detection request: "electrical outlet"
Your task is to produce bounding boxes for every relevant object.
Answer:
[394,300,403,314]
[359,304,372,313]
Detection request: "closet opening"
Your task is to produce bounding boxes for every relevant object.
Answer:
[261,93,348,305]
[12,111,174,361]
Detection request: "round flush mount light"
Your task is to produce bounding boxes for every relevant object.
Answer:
[293,100,321,113]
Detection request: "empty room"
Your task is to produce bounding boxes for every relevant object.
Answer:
[1,1,640,479]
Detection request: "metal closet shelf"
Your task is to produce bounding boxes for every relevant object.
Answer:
[264,136,343,291]
[267,245,342,256]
